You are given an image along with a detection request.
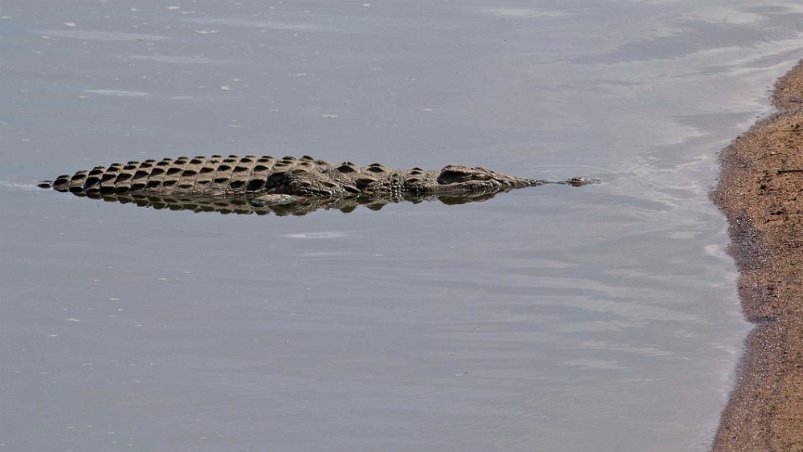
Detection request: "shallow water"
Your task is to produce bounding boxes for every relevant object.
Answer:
[1,1,801,450]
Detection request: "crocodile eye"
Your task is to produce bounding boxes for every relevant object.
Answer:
[437,166,492,184]
[437,167,472,184]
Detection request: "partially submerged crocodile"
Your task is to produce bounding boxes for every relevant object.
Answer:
[40,155,595,215]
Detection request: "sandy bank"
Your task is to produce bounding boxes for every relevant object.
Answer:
[712,60,803,451]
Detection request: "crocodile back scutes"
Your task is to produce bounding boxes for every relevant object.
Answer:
[50,155,305,196]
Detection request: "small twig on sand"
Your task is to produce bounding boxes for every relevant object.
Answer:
[777,168,803,174]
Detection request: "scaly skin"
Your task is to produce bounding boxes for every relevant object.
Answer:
[39,155,594,214]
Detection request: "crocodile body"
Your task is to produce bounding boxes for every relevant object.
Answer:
[40,155,593,215]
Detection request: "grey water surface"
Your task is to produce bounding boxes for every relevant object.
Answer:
[1,1,801,451]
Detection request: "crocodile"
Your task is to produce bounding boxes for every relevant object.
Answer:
[39,155,595,215]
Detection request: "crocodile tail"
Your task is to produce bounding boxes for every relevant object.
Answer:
[43,155,291,195]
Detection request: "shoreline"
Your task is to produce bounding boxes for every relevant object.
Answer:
[712,60,803,451]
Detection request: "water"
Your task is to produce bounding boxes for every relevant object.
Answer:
[1,1,801,450]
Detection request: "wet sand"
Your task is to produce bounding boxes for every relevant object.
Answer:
[712,61,803,451]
